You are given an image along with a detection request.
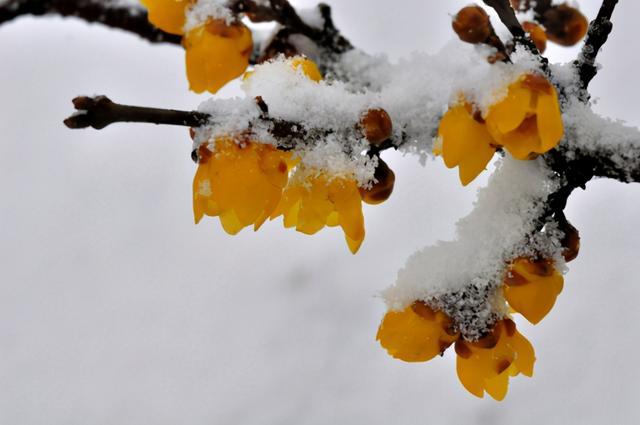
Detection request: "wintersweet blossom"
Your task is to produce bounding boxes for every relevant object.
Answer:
[184,19,253,93]
[455,319,535,401]
[503,258,564,325]
[270,170,366,254]
[193,138,295,234]
[377,301,459,362]
[437,73,563,185]
[140,0,193,35]
[141,1,253,93]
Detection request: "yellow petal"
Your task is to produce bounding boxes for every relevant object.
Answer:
[504,259,564,324]
[536,91,564,153]
[184,21,253,94]
[457,139,496,186]
[345,233,364,254]
[484,370,510,401]
[290,57,323,82]
[439,104,493,169]
[219,209,244,235]
[377,305,450,363]
[455,348,487,398]
[141,0,190,35]
[486,86,532,135]
[511,331,536,377]
[499,116,542,160]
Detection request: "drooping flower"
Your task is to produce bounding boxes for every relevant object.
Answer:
[485,74,564,160]
[437,73,563,185]
[184,19,253,93]
[455,319,535,401]
[140,0,193,35]
[193,138,296,234]
[377,301,459,362]
[503,258,564,325]
[140,1,253,94]
[271,169,365,254]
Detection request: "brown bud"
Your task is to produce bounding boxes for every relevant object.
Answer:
[509,0,531,11]
[359,159,395,205]
[452,6,492,44]
[543,4,589,47]
[360,108,393,146]
[522,21,548,53]
[560,220,581,262]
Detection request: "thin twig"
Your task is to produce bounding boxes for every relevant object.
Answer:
[482,0,549,72]
[64,96,209,130]
[576,0,619,93]
[0,0,181,45]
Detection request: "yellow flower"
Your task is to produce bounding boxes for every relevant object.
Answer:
[193,138,295,234]
[503,258,564,325]
[140,0,193,35]
[271,170,365,254]
[289,57,323,82]
[455,319,535,401]
[184,19,253,93]
[485,74,564,160]
[437,102,497,186]
[437,74,563,185]
[377,301,459,362]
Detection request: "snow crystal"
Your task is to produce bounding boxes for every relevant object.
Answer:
[184,0,234,31]
[563,100,640,181]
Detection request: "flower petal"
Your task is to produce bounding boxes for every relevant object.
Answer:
[536,92,564,153]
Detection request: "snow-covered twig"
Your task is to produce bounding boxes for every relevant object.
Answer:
[576,0,619,93]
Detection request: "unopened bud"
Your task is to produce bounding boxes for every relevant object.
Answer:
[360,108,393,146]
[522,21,548,53]
[560,220,581,262]
[509,0,531,11]
[452,6,492,44]
[359,159,395,205]
[543,4,589,47]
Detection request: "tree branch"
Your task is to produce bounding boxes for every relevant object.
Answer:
[0,0,182,45]
[64,96,209,130]
[575,0,619,93]
[482,0,547,65]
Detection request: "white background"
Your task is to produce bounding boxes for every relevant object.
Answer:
[1,1,639,423]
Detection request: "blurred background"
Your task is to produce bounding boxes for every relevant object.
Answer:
[1,1,639,423]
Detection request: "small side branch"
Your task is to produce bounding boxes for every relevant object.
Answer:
[0,0,181,45]
[482,0,547,65]
[64,96,209,130]
[576,0,619,92]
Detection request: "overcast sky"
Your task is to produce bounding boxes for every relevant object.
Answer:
[1,1,639,424]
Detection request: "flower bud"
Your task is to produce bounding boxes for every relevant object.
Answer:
[560,220,580,262]
[452,6,492,44]
[522,22,548,53]
[509,0,531,11]
[543,4,589,47]
[360,108,393,146]
[359,159,395,205]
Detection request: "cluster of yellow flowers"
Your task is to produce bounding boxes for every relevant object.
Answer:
[435,73,564,185]
[142,1,574,401]
[141,0,252,93]
[377,256,564,400]
[192,58,393,253]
